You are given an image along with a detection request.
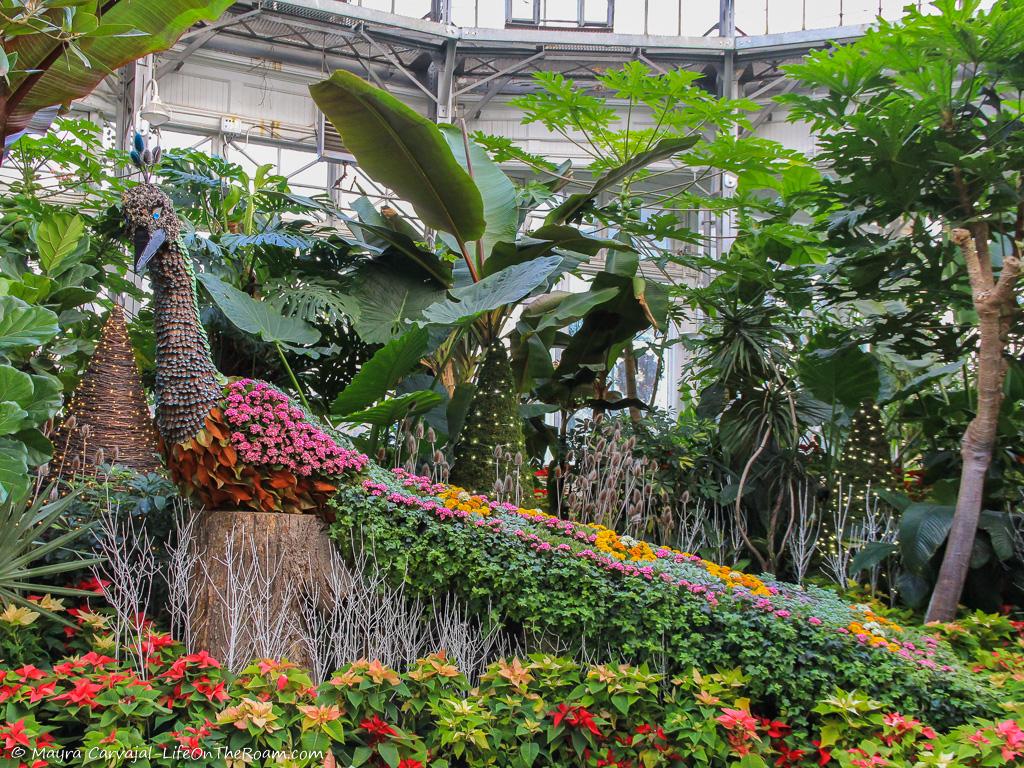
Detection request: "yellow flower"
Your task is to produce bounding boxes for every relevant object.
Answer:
[76,610,109,630]
[91,634,117,652]
[329,670,364,687]
[365,659,400,685]
[31,595,65,612]
[0,604,39,626]
[217,698,281,732]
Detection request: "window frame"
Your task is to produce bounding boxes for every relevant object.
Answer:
[505,0,615,29]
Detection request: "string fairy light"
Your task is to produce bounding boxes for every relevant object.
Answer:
[51,304,162,478]
[451,340,532,494]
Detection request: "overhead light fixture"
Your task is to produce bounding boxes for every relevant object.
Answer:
[140,79,171,128]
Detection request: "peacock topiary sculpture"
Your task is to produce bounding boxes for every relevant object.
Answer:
[122,137,366,517]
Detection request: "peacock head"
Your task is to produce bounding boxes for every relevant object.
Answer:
[122,183,179,273]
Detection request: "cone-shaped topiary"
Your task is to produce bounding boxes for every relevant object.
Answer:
[450,341,533,499]
[841,400,896,501]
[52,304,162,476]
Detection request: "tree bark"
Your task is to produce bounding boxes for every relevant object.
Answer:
[192,509,337,670]
[925,228,1020,622]
[622,347,642,423]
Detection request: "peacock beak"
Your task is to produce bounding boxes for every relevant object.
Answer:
[134,226,166,273]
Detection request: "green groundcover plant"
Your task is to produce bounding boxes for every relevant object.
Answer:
[0,590,1021,768]
[329,466,999,731]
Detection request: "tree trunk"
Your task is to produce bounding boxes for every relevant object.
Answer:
[622,347,643,423]
[925,228,1020,622]
[192,509,336,670]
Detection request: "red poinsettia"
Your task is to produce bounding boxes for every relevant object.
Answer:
[359,715,397,746]
[550,703,602,737]
[53,678,103,708]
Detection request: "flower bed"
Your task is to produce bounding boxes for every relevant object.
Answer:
[331,466,996,729]
[0,600,1020,768]
[166,380,369,515]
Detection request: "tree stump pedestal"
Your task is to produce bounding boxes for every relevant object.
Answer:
[192,509,336,671]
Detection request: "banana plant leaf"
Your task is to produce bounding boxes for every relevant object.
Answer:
[336,390,443,427]
[310,71,484,245]
[438,124,518,265]
[343,215,452,287]
[421,255,563,326]
[332,327,430,417]
[2,0,234,146]
[899,504,1015,576]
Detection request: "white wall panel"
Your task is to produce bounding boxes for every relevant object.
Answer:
[160,73,231,114]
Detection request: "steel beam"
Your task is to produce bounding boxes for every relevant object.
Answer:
[434,39,457,122]
[157,10,264,80]
[739,78,800,137]
[360,28,439,104]
[467,75,507,121]
[453,50,544,97]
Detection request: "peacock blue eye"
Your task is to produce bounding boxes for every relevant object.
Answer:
[153,211,160,219]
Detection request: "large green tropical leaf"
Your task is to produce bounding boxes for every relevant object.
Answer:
[34,213,85,274]
[0,296,60,351]
[343,215,452,287]
[336,391,443,427]
[850,542,899,574]
[421,255,563,326]
[525,288,621,332]
[351,195,423,243]
[309,71,484,243]
[24,373,62,424]
[0,437,29,503]
[332,327,430,417]
[350,263,446,345]
[0,403,28,436]
[545,136,700,225]
[899,503,1014,576]
[797,346,880,412]
[16,428,52,466]
[555,259,670,377]
[264,278,360,325]
[196,272,320,346]
[438,124,518,263]
[482,226,628,279]
[0,365,33,407]
[3,0,235,143]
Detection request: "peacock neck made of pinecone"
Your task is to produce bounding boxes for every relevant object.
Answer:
[123,184,222,445]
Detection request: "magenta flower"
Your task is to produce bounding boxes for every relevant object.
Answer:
[222,380,368,477]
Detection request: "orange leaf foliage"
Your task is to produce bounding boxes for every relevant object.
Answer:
[165,408,337,521]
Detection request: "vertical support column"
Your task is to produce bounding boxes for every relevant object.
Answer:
[326,162,345,224]
[433,39,457,124]
[115,55,154,153]
[715,0,737,257]
[430,0,452,24]
[718,0,736,99]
